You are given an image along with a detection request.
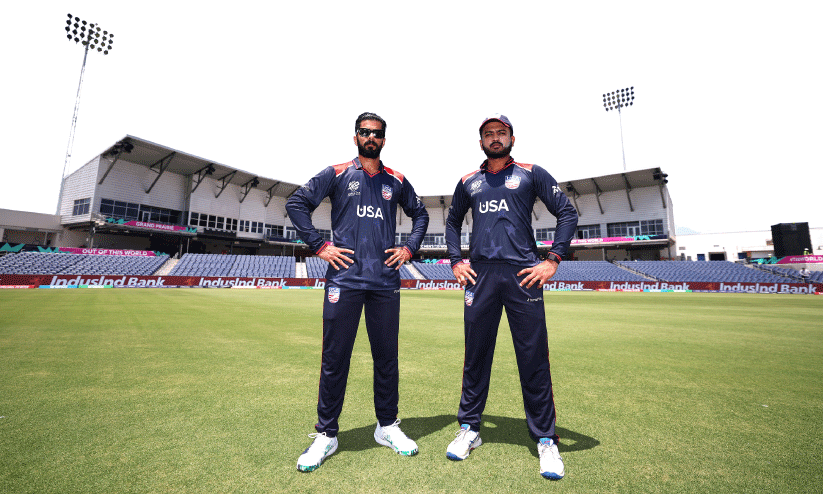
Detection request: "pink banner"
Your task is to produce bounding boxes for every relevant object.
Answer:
[121,220,193,233]
[57,248,156,257]
[777,255,823,264]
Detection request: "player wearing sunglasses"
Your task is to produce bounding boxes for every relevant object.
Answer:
[286,112,429,472]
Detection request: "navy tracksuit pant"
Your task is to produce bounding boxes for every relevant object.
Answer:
[458,262,559,443]
[315,286,400,437]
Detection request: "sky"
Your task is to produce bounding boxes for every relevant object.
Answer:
[2,1,821,234]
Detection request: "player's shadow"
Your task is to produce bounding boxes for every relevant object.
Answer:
[337,414,599,455]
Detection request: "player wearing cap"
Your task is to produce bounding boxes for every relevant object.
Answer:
[443,114,578,480]
[286,112,429,472]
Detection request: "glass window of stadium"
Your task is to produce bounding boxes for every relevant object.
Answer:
[72,198,90,216]
[265,224,284,237]
[102,199,180,224]
[100,199,139,221]
[577,224,601,239]
[423,233,446,246]
[536,228,555,241]
[608,220,664,237]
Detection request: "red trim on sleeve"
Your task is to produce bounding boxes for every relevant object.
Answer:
[316,242,331,255]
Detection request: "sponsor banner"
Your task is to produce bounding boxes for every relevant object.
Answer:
[120,220,195,233]
[409,280,463,290]
[0,275,819,294]
[0,275,330,289]
[58,247,156,257]
[777,255,823,264]
[539,235,668,247]
[0,285,36,289]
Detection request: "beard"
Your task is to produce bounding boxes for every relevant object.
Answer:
[358,140,383,159]
[482,141,513,159]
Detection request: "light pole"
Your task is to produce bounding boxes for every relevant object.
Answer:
[602,86,635,171]
[57,13,114,214]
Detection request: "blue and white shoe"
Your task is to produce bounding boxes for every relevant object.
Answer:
[374,419,418,456]
[538,438,564,479]
[297,432,338,472]
[446,424,482,460]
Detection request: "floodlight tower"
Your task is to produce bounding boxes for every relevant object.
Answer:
[602,86,635,171]
[57,13,114,214]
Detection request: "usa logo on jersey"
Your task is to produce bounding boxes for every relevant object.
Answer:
[465,290,474,307]
[328,287,340,304]
[382,184,393,200]
[505,175,521,189]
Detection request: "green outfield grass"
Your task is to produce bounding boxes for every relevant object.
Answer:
[0,289,821,493]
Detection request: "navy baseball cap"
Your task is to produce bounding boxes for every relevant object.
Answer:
[479,114,513,135]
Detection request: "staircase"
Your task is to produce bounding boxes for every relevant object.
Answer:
[405,263,426,280]
[154,258,179,276]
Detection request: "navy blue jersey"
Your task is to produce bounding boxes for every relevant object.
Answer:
[445,157,578,268]
[286,157,429,290]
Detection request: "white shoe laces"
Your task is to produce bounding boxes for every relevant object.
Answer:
[539,441,562,460]
[454,427,472,441]
[382,419,408,439]
[306,431,332,451]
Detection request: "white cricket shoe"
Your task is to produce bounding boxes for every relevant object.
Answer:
[374,419,418,456]
[296,432,338,472]
[538,438,564,479]
[446,424,482,460]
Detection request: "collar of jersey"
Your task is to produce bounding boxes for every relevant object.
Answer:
[353,157,385,177]
[481,156,515,174]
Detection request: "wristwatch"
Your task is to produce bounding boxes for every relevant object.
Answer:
[544,251,562,264]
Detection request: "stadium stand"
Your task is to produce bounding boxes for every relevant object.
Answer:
[615,260,795,283]
[227,255,296,278]
[3,252,816,285]
[307,256,417,279]
[305,256,328,279]
[398,264,417,280]
[550,261,649,282]
[756,264,823,283]
[412,260,648,281]
[0,252,168,275]
[168,253,295,277]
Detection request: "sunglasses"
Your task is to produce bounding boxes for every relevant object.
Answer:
[357,128,385,139]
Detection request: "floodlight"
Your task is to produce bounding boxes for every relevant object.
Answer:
[601,85,636,171]
[57,13,115,215]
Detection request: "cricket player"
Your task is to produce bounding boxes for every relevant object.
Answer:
[286,112,429,472]
[444,114,578,479]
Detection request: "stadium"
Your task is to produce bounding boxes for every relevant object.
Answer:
[1,134,821,292]
[1,136,822,493]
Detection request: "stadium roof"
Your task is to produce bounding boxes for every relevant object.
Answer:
[97,135,668,205]
[99,135,302,199]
